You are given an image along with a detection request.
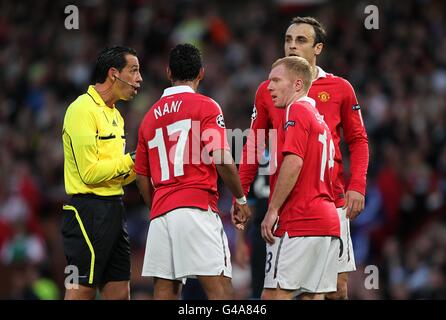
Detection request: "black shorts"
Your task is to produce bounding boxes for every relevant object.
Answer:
[62,194,131,287]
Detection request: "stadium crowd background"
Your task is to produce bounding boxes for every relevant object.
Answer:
[0,0,445,299]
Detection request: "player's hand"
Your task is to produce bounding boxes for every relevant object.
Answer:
[261,209,278,245]
[230,205,245,230]
[343,190,365,220]
[232,203,251,230]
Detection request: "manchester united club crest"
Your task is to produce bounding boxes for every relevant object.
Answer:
[317,91,330,102]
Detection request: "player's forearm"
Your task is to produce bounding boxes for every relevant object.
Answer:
[342,101,369,195]
[238,125,271,198]
[238,130,265,194]
[238,163,260,196]
[268,154,302,211]
[215,150,245,199]
[136,174,153,207]
[347,136,369,194]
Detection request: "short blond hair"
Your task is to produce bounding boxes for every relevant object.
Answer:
[272,56,312,92]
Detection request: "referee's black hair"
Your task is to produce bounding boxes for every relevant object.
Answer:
[93,46,137,83]
[169,43,202,82]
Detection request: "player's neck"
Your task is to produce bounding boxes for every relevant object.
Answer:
[94,82,117,108]
[311,64,319,81]
[171,80,198,93]
[287,91,306,106]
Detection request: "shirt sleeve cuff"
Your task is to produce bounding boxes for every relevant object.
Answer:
[346,181,366,196]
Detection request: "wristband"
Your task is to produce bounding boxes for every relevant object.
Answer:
[235,196,247,205]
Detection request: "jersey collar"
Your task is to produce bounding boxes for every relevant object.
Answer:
[161,85,195,98]
[297,95,316,107]
[286,95,316,112]
[87,85,110,108]
[314,66,327,81]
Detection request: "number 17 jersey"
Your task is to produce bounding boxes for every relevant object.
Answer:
[134,85,229,220]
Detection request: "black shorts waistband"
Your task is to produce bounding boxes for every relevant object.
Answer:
[71,194,123,201]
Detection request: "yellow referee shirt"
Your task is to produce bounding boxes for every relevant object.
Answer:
[62,85,136,196]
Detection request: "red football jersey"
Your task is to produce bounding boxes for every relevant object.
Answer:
[239,67,369,207]
[274,97,340,237]
[135,86,229,220]
[309,67,369,207]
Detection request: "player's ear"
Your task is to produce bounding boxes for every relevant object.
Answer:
[166,67,172,81]
[314,42,323,56]
[198,67,205,81]
[295,79,303,92]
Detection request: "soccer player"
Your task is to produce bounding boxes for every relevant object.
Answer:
[237,17,369,299]
[261,56,340,300]
[61,46,142,300]
[134,44,251,300]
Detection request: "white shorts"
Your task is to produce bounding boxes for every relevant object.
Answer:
[337,207,356,273]
[263,233,340,294]
[141,207,232,284]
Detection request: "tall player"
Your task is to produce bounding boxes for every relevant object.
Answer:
[261,56,340,300]
[237,17,369,299]
[134,44,251,300]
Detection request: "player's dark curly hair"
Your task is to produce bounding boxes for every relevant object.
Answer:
[168,43,202,82]
[290,17,327,46]
[93,46,137,83]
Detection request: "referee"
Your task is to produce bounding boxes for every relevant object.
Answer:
[61,46,142,300]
